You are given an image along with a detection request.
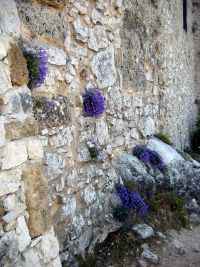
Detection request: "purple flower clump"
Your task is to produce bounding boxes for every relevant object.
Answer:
[24,48,48,89]
[132,145,165,169]
[116,184,148,217]
[83,88,106,118]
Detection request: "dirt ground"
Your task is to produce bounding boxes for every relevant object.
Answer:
[93,225,200,267]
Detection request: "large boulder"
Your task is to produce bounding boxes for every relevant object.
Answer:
[116,138,200,213]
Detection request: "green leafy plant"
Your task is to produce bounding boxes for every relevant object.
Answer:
[155,133,173,146]
[88,146,99,159]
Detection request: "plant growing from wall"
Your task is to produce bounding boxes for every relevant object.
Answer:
[113,184,148,223]
[87,141,99,159]
[132,145,165,170]
[82,88,106,118]
[155,133,173,146]
[24,48,48,89]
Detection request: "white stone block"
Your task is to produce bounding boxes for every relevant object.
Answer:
[16,216,31,252]
[0,168,22,197]
[27,139,44,160]
[3,194,15,211]
[0,141,27,170]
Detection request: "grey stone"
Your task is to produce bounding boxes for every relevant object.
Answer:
[73,19,88,43]
[0,232,19,266]
[91,46,117,88]
[19,91,32,113]
[138,117,156,137]
[0,0,20,37]
[141,248,159,264]
[45,153,64,181]
[147,138,184,165]
[116,153,156,201]
[132,223,154,239]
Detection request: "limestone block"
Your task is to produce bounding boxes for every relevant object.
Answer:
[5,116,38,141]
[44,152,64,181]
[0,36,10,60]
[45,45,66,65]
[0,0,20,37]
[39,228,60,263]
[73,2,87,14]
[8,43,29,86]
[93,25,109,49]
[3,194,15,211]
[2,204,26,223]
[0,142,27,170]
[0,168,22,197]
[96,119,109,145]
[22,249,41,267]
[82,184,96,205]
[91,9,102,24]
[73,18,88,43]
[138,117,156,137]
[59,196,76,221]
[32,96,71,129]
[91,45,116,87]
[88,29,99,51]
[22,163,51,238]
[27,139,43,160]
[0,90,22,115]
[77,147,90,162]
[47,255,62,267]
[0,62,12,95]
[16,216,31,252]
[0,121,5,147]
[49,126,75,148]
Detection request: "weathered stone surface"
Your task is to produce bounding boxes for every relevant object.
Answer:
[0,231,19,266]
[33,96,71,129]
[49,126,75,148]
[73,18,88,43]
[40,228,60,263]
[116,153,156,201]
[45,152,64,181]
[0,168,22,197]
[27,139,43,160]
[35,0,65,9]
[82,184,97,205]
[0,0,20,37]
[0,120,5,147]
[22,163,51,238]
[0,142,27,170]
[141,245,159,264]
[3,194,15,211]
[5,116,39,141]
[59,196,76,221]
[91,45,117,87]
[0,62,12,94]
[147,138,184,165]
[16,216,31,252]
[96,119,109,146]
[8,43,29,86]
[138,117,156,137]
[132,224,154,239]
[0,36,9,60]
[2,204,26,224]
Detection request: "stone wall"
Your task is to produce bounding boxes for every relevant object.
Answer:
[0,0,199,266]
[193,0,200,97]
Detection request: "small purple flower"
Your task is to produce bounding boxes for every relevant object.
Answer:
[45,100,54,110]
[132,145,165,170]
[116,184,148,217]
[24,48,48,89]
[82,88,106,118]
